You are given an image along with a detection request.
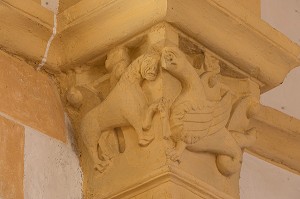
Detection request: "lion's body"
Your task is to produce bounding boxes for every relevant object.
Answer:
[80,55,158,172]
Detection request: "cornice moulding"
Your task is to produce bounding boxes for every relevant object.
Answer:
[166,0,300,92]
[1,0,300,92]
[51,0,300,92]
[104,166,234,199]
[0,0,53,65]
[1,0,53,28]
[250,105,300,173]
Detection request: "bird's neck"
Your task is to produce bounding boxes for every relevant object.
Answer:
[179,69,205,97]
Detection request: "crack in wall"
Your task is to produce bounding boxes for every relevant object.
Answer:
[37,1,59,71]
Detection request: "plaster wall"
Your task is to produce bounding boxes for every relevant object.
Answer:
[240,153,300,199]
[240,1,300,199]
[0,51,83,199]
[0,113,83,199]
[24,116,82,199]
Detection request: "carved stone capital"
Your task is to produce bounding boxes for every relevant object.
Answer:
[57,24,264,199]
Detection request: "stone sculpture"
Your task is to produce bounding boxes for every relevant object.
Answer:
[161,47,256,176]
[80,51,162,172]
[228,96,259,149]
[79,45,259,177]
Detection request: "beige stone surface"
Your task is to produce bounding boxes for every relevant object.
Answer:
[0,0,53,68]
[0,51,66,142]
[0,116,24,199]
[116,180,234,199]
[58,0,82,13]
[232,0,261,17]
[249,105,300,173]
[1,0,297,88]
[1,0,53,27]
[49,0,298,91]
[50,0,297,92]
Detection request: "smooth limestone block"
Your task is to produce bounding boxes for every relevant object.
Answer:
[224,0,261,17]
[0,51,66,142]
[0,116,24,199]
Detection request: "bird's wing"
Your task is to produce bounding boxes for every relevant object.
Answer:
[170,101,215,143]
[209,92,232,134]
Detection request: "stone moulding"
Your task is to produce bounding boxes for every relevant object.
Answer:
[103,165,234,199]
[0,0,53,62]
[1,0,300,91]
[1,0,53,28]
[53,0,300,92]
[249,105,300,174]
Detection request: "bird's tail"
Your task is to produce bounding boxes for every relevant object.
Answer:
[216,153,242,176]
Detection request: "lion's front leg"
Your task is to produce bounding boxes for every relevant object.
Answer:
[81,109,111,173]
[142,103,158,131]
[142,98,167,131]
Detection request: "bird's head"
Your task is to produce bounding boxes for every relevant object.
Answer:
[161,47,186,77]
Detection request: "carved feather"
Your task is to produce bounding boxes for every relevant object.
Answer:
[170,92,231,144]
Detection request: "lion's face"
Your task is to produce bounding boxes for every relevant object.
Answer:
[140,55,160,81]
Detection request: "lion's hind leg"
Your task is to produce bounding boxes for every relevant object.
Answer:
[81,114,110,173]
[130,118,155,146]
[98,129,116,161]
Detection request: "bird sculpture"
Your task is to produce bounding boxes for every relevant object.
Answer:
[160,47,243,176]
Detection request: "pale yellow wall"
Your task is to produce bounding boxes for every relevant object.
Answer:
[0,51,66,142]
[0,116,24,199]
[218,0,261,17]
[0,51,83,199]
[241,153,300,199]
[239,0,261,17]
